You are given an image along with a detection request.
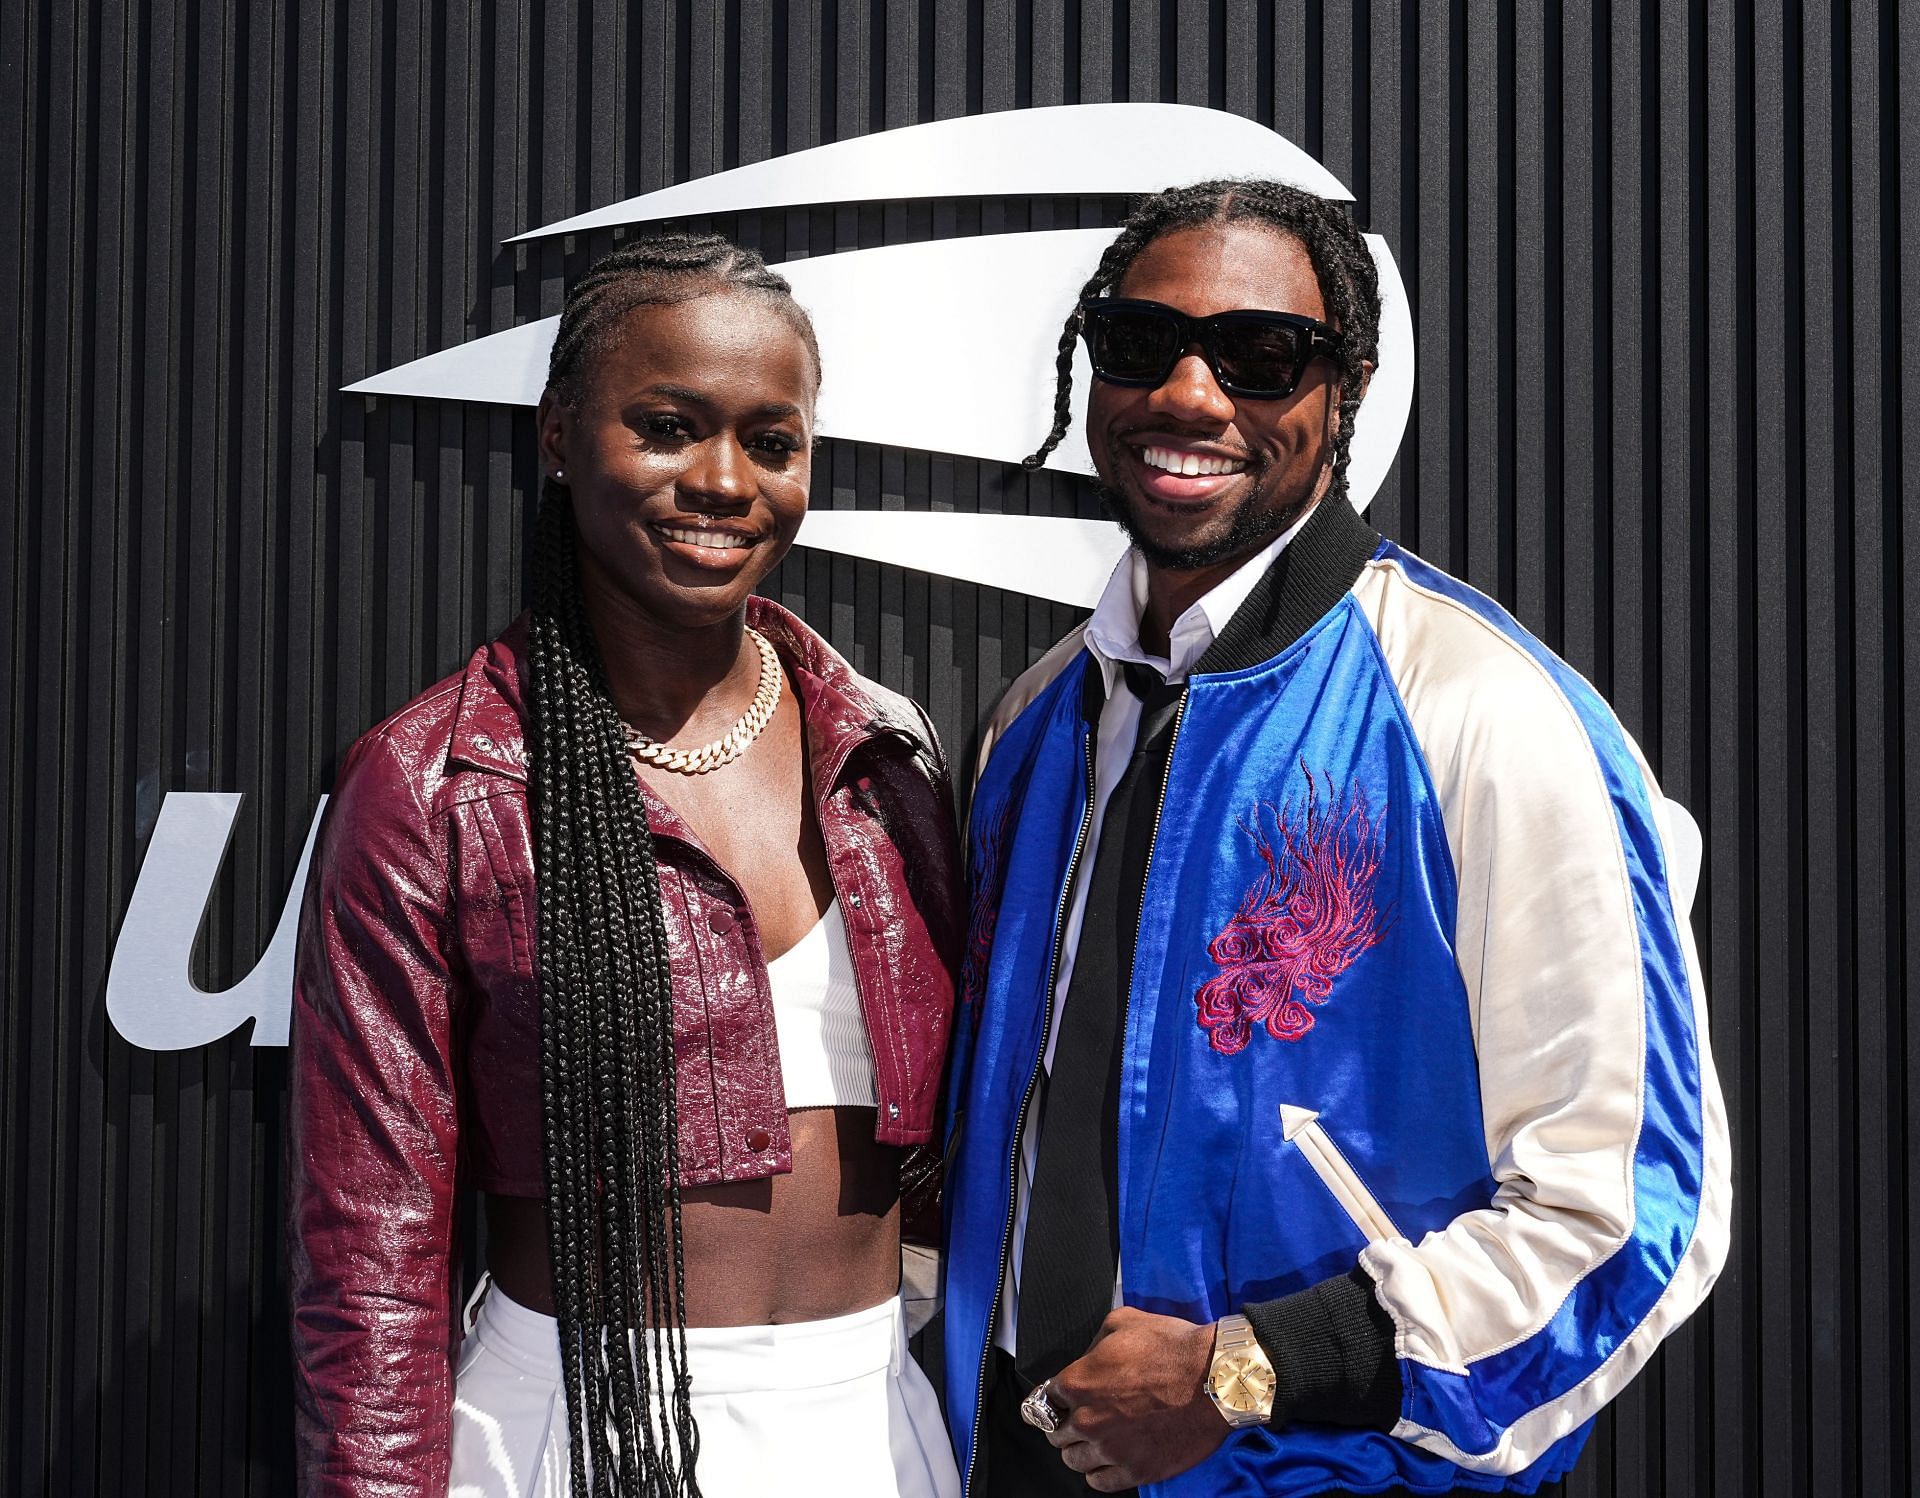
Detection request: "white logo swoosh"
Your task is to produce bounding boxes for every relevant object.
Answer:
[507,102,1353,241]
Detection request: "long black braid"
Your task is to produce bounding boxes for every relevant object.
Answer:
[1023,179,1381,506]
[527,232,819,1496]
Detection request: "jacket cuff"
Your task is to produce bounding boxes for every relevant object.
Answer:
[1242,1266,1401,1430]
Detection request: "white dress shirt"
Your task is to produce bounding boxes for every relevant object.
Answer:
[994,510,1313,1356]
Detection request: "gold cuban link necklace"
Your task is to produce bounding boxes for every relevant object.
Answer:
[621,628,782,775]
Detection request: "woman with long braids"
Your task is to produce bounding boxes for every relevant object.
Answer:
[289,234,963,1497]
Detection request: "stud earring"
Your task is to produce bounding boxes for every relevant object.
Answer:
[553,469,565,482]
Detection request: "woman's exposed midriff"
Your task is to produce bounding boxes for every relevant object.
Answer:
[485,1104,904,1325]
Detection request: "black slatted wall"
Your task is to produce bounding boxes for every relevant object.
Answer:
[2,3,1912,1494]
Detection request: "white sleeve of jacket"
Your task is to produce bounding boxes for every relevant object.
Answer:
[1353,557,1731,1474]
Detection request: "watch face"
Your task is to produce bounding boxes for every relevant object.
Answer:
[1211,1350,1277,1414]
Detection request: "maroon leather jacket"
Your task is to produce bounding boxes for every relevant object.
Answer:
[288,599,961,1497]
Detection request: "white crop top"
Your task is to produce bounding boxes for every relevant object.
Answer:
[765,899,877,1109]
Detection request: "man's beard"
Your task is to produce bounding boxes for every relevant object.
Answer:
[1094,463,1314,573]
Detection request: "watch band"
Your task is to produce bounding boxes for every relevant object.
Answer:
[1213,1313,1251,1354]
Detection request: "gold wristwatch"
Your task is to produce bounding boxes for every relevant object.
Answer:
[1204,1313,1278,1427]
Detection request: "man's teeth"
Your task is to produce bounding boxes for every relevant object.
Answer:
[1141,446,1247,477]
[660,526,750,550]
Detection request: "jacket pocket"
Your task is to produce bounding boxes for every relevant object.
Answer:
[1280,1103,1404,1244]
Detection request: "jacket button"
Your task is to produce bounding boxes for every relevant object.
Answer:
[848,894,862,909]
[746,1128,771,1152]
[472,733,494,752]
[708,907,737,934]
[887,1102,900,1120]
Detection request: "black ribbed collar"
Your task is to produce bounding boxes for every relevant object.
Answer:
[1078,496,1381,725]
[1193,495,1381,675]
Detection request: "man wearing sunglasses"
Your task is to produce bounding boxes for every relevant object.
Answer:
[941,180,1729,1497]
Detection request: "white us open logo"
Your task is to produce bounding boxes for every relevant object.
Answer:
[106,102,1419,1052]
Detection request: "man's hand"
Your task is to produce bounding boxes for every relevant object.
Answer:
[1042,1307,1231,1492]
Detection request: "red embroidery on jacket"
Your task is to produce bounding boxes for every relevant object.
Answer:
[961,801,1015,1030]
[1194,765,1386,1053]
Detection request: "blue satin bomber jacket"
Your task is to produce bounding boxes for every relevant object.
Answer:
[942,498,1731,1497]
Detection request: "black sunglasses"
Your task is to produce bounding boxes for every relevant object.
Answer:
[1078,297,1342,400]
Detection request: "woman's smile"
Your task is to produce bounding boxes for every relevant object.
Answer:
[651,516,767,570]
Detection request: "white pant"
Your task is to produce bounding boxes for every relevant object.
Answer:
[448,1282,960,1498]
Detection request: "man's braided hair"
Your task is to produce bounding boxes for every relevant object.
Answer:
[1024,179,1381,507]
[529,232,817,1497]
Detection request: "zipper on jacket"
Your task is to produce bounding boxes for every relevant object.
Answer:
[1115,689,1187,1224]
[1132,691,1189,980]
[962,719,1098,1498]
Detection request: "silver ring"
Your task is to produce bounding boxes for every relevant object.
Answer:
[1019,1379,1065,1434]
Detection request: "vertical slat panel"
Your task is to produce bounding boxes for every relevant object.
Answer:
[1360,0,1402,539]
[1655,3,1704,1491]
[1464,0,1500,599]
[1704,1,1759,1491]
[35,0,81,1490]
[1752,4,1806,1494]
[1605,11,1649,1481]
[77,0,133,1490]
[1800,5,1852,1494]
[1510,2,1546,635]
[1897,5,1920,1487]
[0,0,28,1449]
[89,23,140,1491]
[1410,0,1454,568]
[0,4,1912,1493]
[1560,5,1597,679]
[1847,5,1895,1492]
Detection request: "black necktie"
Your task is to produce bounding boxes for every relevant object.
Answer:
[1015,662,1186,1385]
